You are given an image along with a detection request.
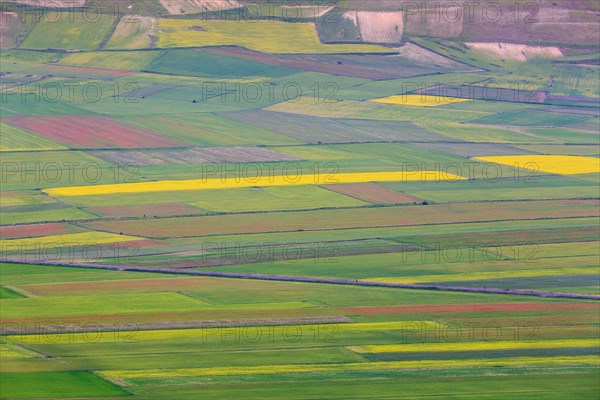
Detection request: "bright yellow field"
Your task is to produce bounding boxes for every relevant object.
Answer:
[349,339,600,354]
[474,155,600,175]
[369,267,600,285]
[370,95,470,107]
[43,171,466,197]
[157,19,393,53]
[0,232,142,250]
[6,321,444,344]
[102,356,600,379]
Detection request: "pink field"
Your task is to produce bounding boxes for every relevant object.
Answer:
[324,183,422,204]
[3,116,187,149]
[0,223,76,239]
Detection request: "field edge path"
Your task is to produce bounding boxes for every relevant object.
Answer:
[2,260,599,301]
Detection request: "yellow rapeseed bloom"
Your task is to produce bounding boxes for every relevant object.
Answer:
[101,356,600,379]
[370,94,469,107]
[474,155,600,175]
[0,232,142,250]
[44,171,466,197]
[348,339,600,353]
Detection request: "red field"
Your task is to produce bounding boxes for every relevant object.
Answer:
[3,116,187,149]
[84,200,600,238]
[0,223,78,239]
[324,183,422,204]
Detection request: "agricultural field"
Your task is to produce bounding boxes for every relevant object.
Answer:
[0,1,599,399]
[104,16,158,49]
[58,50,160,71]
[20,12,115,50]
[156,19,393,54]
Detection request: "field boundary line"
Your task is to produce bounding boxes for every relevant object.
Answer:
[2,260,599,301]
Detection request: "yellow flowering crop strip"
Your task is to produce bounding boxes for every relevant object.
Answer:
[44,171,466,197]
[5,321,444,345]
[0,232,142,250]
[348,339,600,354]
[368,267,600,284]
[474,155,600,175]
[157,19,393,54]
[370,94,469,107]
[101,356,600,379]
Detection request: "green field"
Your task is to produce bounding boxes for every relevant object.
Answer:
[0,371,129,398]
[21,13,115,50]
[59,50,160,71]
[146,49,297,78]
[1,2,599,399]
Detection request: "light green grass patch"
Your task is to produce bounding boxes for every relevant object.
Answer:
[22,14,115,51]
[189,186,366,212]
[59,50,160,71]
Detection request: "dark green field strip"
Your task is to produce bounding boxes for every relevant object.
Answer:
[0,371,129,398]
[0,286,25,299]
[145,49,298,78]
[118,370,600,400]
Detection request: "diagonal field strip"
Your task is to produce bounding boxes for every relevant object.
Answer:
[43,171,467,197]
[0,232,143,249]
[474,155,600,175]
[348,339,600,353]
[1,260,599,301]
[368,267,600,284]
[100,355,600,379]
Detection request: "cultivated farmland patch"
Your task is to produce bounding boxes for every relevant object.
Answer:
[222,110,450,144]
[105,16,159,49]
[371,94,469,107]
[59,50,160,71]
[206,46,476,80]
[3,115,187,149]
[90,146,301,166]
[0,122,67,152]
[21,13,115,51]
[45,170,467,197]
[86,203,202,218]
[354,11,404,44]
[474,155,600,175]
[158,0,241,14]
[81,200,599,238]
[157,19,393,54]
[466,42,564,62]
[323,183,422,204]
